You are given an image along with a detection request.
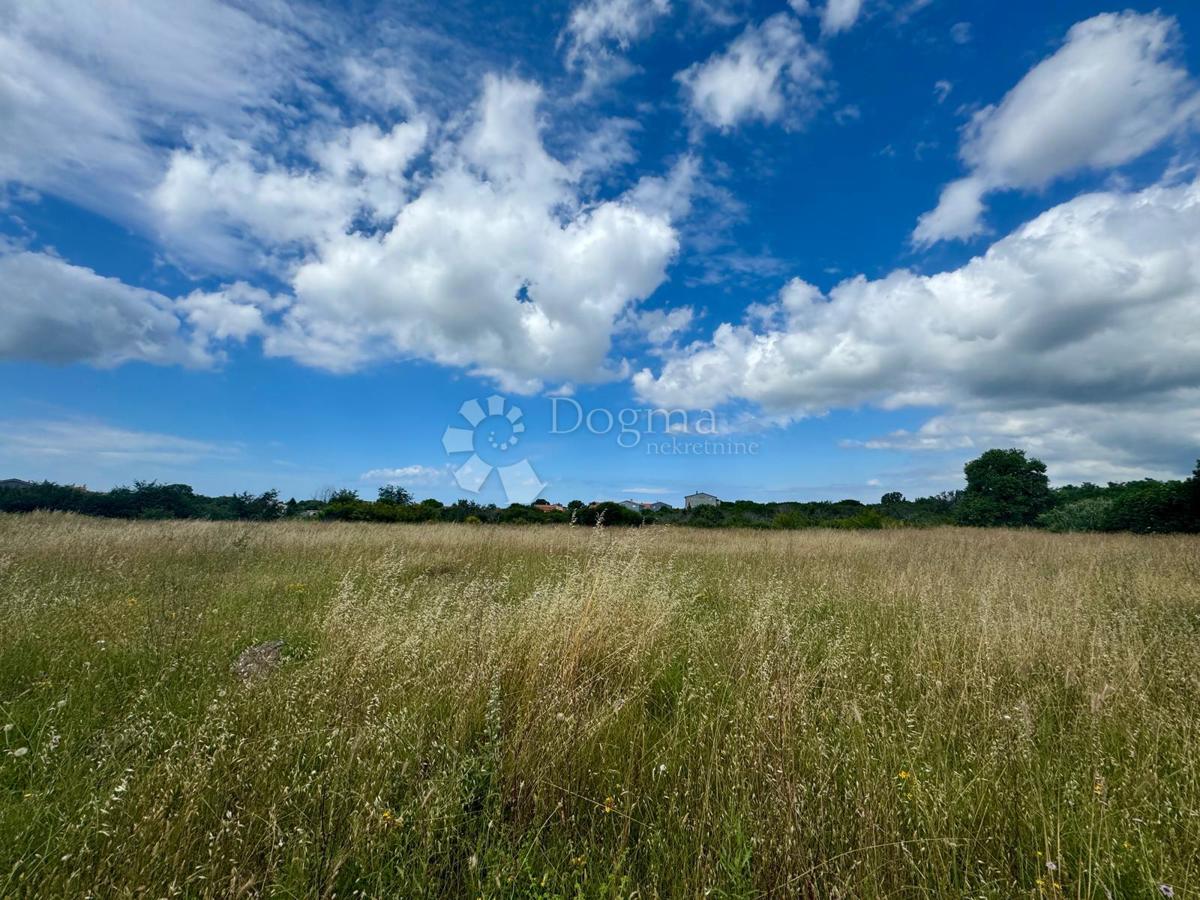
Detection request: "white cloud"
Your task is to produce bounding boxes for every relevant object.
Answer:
[153,119,430,271]
[821,0,864,35]
[847,401,1200,485]
[1,3,685,391]
[0,0,301,226]
[834,104,861,125]
[626,306,695,345]
[933,79,953,104]
[561,0,671,90]
[949,22,972,45]
[213,76,679,390]
[0,418,235,467]
[178,283,289,342]
[0,250,207,367]
[915,12,1200,245]
[7,68,682,390]
[676,13,828,131]
[636,177,1200,478]
[360,465,447,484]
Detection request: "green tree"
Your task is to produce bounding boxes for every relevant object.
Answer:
[956,449,1052,527]
[377,485,412,505]
[880,492,904,506]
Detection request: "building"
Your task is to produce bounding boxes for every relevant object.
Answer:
[533,503,566,513]
[684,491,720,509]
[642,501,672,512]
[618,500,643,512]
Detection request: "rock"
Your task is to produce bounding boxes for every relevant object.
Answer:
[231,639,284,681]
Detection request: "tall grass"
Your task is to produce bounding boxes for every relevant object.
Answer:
[1,513,1197,897]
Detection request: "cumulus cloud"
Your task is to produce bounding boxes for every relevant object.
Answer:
[0,250,207,367]
[561,0,671,90]
[625,306,695,345]
[676,13,827,131]
[160,76,679,390]
[636,177,1200,478]
[821,0,864,35]
[915,12,1200,245]
[153,119,430,271]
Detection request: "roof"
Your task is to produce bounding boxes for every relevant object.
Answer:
[685,491,719,499]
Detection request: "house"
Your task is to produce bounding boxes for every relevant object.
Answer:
[618,500,643,512]
[533,503,566,513]
[641,501,672,512]
[685,491,720,509]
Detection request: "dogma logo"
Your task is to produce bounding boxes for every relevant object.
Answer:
[441,396,547,504]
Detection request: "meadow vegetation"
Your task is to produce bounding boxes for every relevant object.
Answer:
[1,514,1198,897]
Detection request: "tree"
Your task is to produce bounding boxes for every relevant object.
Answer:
[880,492,904,506]
[956,449,1052,527]
[567,499,584,510]
[377,485,412,505]
[1188,460,1200,527]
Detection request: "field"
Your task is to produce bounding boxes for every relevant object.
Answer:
[1,515,1198,898]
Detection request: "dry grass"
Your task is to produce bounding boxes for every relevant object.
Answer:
[1,513,1198,897]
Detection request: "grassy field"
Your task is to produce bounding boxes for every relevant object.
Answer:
[1,514,1198,898]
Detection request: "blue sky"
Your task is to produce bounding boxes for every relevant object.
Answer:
[2,0,1199,506]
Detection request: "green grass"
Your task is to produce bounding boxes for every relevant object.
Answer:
[1,513,1198,897]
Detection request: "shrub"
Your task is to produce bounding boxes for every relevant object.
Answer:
[1038,498,1114,533]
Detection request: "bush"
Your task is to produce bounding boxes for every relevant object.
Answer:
[1038,498,1114,533]
[830,509,902,530]
[772,510,813,530]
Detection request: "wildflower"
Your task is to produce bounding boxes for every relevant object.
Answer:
[1036,879,1045,888]
[571,855,586,867]
[1158,886,1174,899]
[12,747,28,757]
[1123,841,1132,850]
[603,796,615,814]
[898,770,910,780]
[1045,861,1058,872]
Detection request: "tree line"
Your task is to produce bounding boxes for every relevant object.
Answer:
[1,449,1197,533]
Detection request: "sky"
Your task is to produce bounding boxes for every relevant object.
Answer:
[2,0,1199,507]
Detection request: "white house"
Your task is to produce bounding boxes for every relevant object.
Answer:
[685,492,720,509]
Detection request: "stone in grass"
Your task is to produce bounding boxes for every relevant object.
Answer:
[231,639,285,682]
